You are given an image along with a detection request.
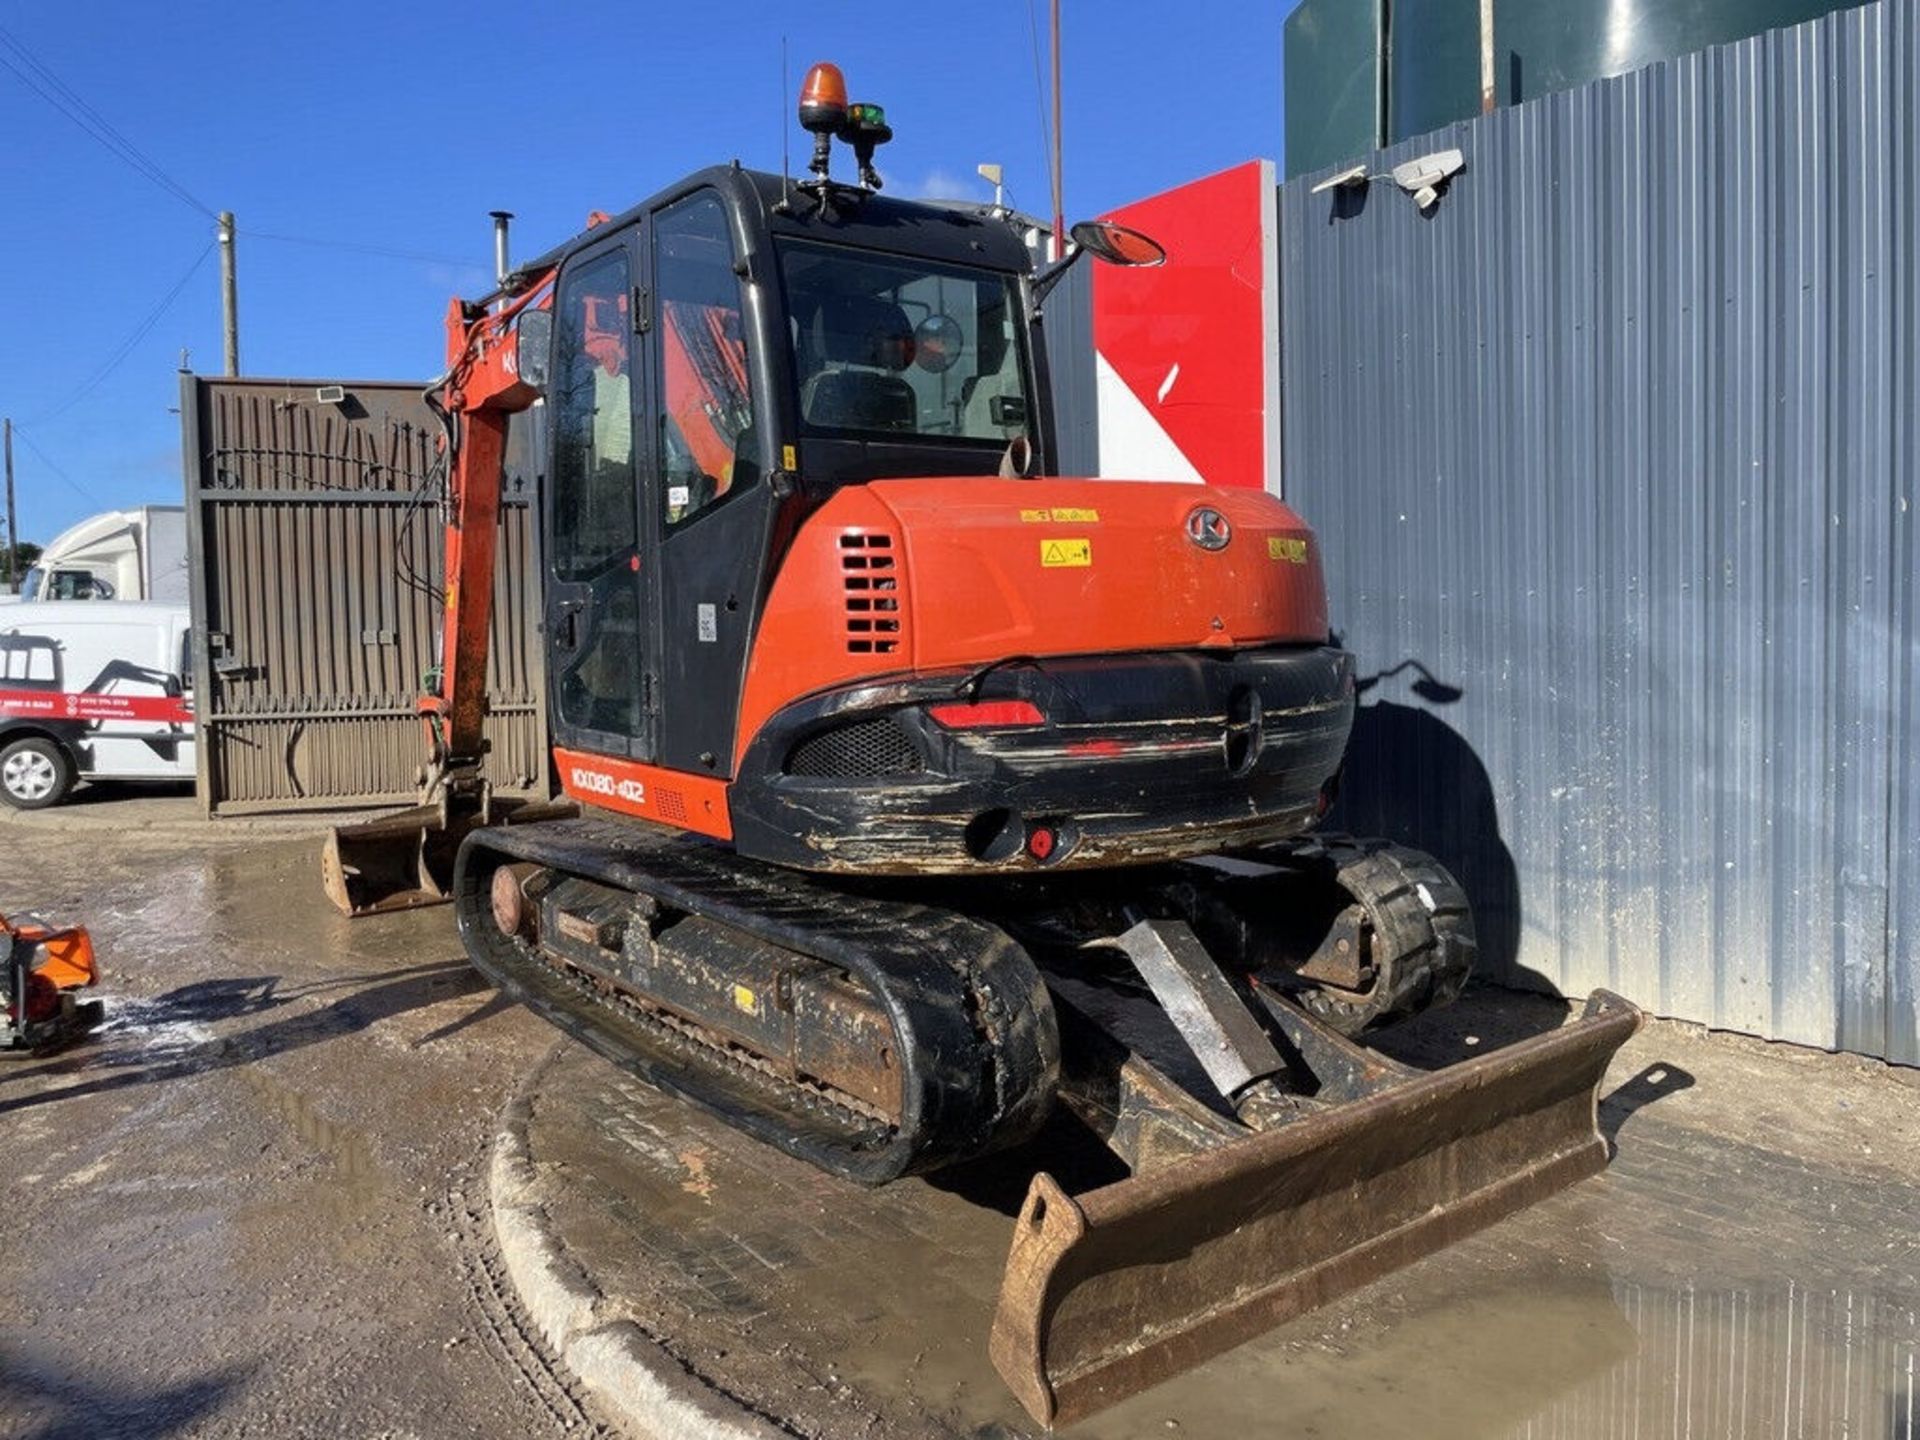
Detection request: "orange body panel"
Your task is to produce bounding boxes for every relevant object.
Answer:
[874,479,1328,667]
[1,913,97,992]
[734,477,1329,770]
[734,484,917,769]
[554,747,733,840]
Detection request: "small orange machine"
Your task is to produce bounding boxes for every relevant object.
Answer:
[2,911,103,1050]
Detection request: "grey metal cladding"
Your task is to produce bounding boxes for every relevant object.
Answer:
[1045,260,1100,478]
[1279,0,1916,1062]
[181,376,548,815]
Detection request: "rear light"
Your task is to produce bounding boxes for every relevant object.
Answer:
[1026,826,1057,861]
[927,699,1045,729]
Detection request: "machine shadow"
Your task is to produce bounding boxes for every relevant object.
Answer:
[1597,1061,1696,1146]
[1321,672,1578,1064]
[0,1343,251,1440]
[0,959,492,1115]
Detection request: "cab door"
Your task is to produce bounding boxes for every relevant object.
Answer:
[543,226,658,761]
[645,190,774,777]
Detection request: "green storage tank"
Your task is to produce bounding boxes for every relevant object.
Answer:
[1285,0,1867,178]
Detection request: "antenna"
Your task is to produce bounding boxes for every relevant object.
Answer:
[777,36,792,214]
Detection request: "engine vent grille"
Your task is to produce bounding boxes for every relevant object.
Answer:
[787,717,925,778]
[839,532,903,655]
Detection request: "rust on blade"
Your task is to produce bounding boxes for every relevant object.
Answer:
[989,990,1642,1428]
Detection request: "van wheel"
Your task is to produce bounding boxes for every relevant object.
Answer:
[0,737,74,809]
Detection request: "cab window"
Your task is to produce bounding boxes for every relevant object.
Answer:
[550,249,638,582]
[653,194,756,529]
[779,240,1030,443]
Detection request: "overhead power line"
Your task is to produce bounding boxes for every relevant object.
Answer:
[0,24,216,220]
[9,428,107,510]
[29,241,215,427]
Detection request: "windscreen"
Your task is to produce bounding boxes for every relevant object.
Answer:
[779,240,1031,445]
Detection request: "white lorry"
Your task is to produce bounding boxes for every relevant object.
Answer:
[0,601,195,808]
[7,505,188,604]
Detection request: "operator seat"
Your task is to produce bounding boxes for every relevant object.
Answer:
[801,295,918,432]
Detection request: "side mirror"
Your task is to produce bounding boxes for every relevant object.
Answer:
[514,308,552,392]
[1067,220,1166,267]
[1031,219,1167,306]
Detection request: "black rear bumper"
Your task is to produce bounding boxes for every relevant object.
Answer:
[729,646,1355,874]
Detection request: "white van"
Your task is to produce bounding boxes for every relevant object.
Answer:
[0,601,195,808]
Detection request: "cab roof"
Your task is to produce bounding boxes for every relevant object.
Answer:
[508,166,1039,292]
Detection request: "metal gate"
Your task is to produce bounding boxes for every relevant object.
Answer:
[179,376,547,814]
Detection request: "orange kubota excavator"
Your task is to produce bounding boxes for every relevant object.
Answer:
[323,64,1640,1426]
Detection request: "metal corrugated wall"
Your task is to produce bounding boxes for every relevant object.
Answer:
[1280,0,1917,1061]
[1044,261,1100,477]
[182,377,547,814]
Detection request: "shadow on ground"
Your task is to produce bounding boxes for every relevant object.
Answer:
[0,959,505,1115]
[0,1342,250,1440]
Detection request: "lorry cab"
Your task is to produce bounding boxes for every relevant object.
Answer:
[0,601,195,808]
[12,505,188,605]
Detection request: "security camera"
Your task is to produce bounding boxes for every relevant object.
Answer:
[1310,163,1370,195]
[1391,148,1465,211]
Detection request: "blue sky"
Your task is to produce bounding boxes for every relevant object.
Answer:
[1,1,1299,542]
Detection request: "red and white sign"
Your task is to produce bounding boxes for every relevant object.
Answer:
[1091,160,1280,494]
[0,688,193,725]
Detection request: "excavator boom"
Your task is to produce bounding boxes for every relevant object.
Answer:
[322,279,565,917]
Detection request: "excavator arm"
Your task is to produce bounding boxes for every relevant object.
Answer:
[322,274,562,917]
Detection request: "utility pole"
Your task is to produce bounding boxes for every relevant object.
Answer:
[1479,0,1497,112]
[219,211,239,376]
[1050,0,1064,260]
[3,419,16,594]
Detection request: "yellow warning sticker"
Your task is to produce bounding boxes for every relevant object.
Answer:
[780,444,797,471]
[732,983,762,1017]
[1021,507,1101,523]
[1041,538,1092,568]
[1268,536,1309,564]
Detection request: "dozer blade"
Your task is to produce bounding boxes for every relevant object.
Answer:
[323,797,574,917]
[989,989,1641,1427]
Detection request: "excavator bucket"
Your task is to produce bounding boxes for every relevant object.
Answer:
[323,796,573,917]
[990,988,1641,1427]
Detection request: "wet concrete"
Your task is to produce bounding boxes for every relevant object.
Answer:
[5,801,1919,1439]
[1,811,616,1437]
[522,989,1920,1439]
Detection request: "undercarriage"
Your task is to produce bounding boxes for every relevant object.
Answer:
[449,818,1638,1425]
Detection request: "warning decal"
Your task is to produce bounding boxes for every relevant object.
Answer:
[1268,536,1308,564]
[1021,507,1101,524]
[1040,539,1092,568]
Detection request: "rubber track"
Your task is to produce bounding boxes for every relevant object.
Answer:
[452,818,1059,1185]
[1264,836,1478,1035]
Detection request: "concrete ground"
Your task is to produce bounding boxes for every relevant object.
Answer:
[2,793,619,1438]
[4,791,1918,1438]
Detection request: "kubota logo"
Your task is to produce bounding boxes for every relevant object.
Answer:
[1185,506,1232,551]
[570,767,646,805]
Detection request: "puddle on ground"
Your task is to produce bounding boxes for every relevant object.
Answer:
[544,1065,1920,1440]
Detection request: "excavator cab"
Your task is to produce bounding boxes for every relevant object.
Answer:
[324,69,1643,1426]
[535,170,1057,806]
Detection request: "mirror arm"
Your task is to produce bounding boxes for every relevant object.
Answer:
[1029,246,1087,310]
